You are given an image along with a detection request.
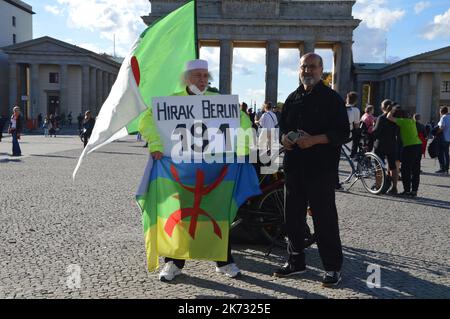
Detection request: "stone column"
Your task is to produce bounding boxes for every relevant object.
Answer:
[303,40,315,55]
[30,64,40,119]
[389,78,395,100]
[406,73,417,112]
[339,41,353,98]
[89,67,97,112]
[431,72,442,121]
[265,40,279,104]
[332,43,342,91]
[384,79,390,100]
[60,64,69,116]
[9,62,18,108]
[108,73,114,92]
[379,81,386,105]
[401,74,409,108]
[102,71,108,103]
[395,75,402,103]
[219,40,233,94]
[96,69,103,114]
[82,65,90,114]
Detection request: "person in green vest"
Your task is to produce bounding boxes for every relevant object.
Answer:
[386,107,423,197]
[138,59,253,282]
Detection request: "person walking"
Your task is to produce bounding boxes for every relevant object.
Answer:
[258,102,279,156]
[43,116,49,137]
[435,106,450,174]
[81,111,96,148]
[8,106,23,156]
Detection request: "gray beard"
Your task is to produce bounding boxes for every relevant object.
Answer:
[301,76,317,86]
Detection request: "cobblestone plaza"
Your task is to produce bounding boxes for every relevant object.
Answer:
[0,135,449,299]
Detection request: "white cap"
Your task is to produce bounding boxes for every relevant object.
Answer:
[186,59,208,71]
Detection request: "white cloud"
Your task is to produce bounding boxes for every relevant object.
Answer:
[44,5,62,16]
[54,0,150,56]
[414,1,431,14]
[239,88,266,108]
[234,48,265,65]
[234,64,254,76]
[354,0,405,31]
[353,0,406,62]
[422,8,450,40]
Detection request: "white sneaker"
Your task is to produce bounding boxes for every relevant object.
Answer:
[216,263,242,278]
[159,261,182,282]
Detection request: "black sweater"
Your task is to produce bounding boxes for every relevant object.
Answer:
[280,81,350,175]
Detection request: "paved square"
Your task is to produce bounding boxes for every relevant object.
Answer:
[0,134,449,298]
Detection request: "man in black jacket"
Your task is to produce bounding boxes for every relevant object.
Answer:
[274,53,349,287]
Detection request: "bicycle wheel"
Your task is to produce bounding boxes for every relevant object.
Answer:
[258,187,287,248]
[357,152,387,194]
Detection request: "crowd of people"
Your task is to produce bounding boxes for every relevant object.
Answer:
[0,107,97,154]
[335,93,449,197]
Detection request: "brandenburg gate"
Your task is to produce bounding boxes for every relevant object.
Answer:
[143,0,361,102]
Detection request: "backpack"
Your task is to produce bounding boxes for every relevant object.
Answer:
[428,137,439,159]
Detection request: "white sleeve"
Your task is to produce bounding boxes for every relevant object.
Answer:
[260,113,267,128]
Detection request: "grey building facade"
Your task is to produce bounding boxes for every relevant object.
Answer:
[0,0,34,117]
[2,37,120,125]
[354,46,450,122]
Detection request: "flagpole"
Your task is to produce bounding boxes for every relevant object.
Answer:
[193,0,199,58]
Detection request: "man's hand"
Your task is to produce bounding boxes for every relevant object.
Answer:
[281,134,295,150]
[297,134,329,149]
[296,135,317,149]
[151,151,163,160]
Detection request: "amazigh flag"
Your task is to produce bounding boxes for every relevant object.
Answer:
[136,158,261,271]
[73,0,197,178]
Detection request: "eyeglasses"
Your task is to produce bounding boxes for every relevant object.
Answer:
[300,64,320,71]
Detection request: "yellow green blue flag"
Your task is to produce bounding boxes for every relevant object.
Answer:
[136,158,261,271]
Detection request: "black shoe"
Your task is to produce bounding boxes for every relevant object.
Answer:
[435,169,445,174]
[304,235,316,248]
[387,188,398,196]
[399,191,411,196]
[335,183,343,191]
[409,191,417,197]
[322,271,342,287]
[273,262,306,277]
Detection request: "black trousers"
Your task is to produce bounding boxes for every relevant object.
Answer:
[164,237,234,269]
[284,170,343,271]
[401,144,422,192]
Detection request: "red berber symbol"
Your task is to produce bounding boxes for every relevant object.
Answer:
[164,164,229,240]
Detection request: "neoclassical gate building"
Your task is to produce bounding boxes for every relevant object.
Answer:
[143,0,361,103]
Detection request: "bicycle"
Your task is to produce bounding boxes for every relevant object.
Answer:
[339,136,389,194]
[231,148,316,256]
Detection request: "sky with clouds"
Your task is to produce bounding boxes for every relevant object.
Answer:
[26,0,450,109]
